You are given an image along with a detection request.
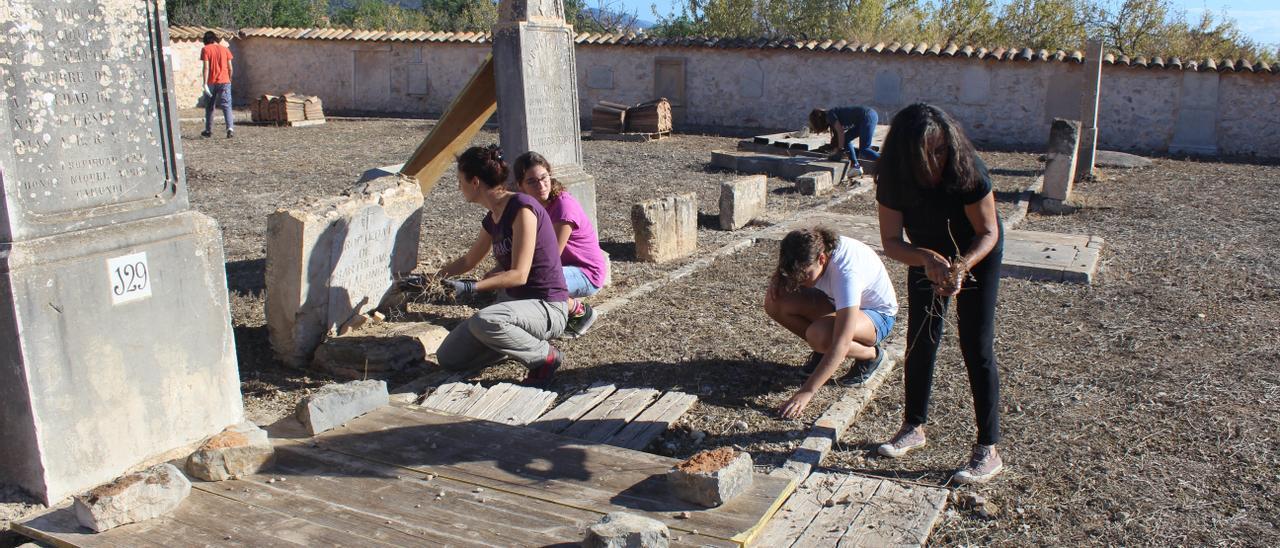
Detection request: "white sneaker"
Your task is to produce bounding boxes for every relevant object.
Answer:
[876,423,926,458]
[952,444,1004,484]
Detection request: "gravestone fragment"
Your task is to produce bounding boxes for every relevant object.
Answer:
[1043,119,1081,210]
[719,175,767,230]
[667,448,754,507]
[73,463,191,533]
[494,0,597,226]
[797,171,833,196]
[313,321,449,380]
[265,175,424,368]
[0,1,243,505]
[185,422,276,482]
[297,380,390,435]
[584,512,671,548]
[632,193,697,263]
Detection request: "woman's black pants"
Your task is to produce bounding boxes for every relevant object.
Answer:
[902,243,1002,446]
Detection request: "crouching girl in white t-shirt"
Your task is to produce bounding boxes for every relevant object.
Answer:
[765,227,898,418]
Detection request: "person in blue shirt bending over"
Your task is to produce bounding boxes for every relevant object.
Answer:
[809,105,880,177]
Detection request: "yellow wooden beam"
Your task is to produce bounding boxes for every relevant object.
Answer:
[401,55,497,196]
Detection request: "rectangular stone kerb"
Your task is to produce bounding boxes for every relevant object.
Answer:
[719,175,767,230]
[631,193,697,263]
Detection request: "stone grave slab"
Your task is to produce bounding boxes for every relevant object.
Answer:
[1094,150,1153,169]
[710,150,848,183]
[1002,230,1103,284]
[0,1,243,505]
[266,175,424,368]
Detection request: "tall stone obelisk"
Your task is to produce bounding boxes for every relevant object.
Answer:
[492,0,597,224]
[0,0,242,504]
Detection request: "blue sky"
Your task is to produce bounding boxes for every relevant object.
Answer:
[610,0,1280,46]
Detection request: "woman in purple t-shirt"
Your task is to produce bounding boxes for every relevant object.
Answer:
[434,145,570,386]
[513,151,609,339]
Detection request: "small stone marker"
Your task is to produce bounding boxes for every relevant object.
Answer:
[1042,118,1081,208]
[73,463,191,533]
[313,322,449,380]
[1094,150,1153,169]
[185,422,276,482]
[796,171,833,196]
[667,447,754,507]
[266,175,424,368]
[296,380,390,435]
[719,175,767,230]
[583,512,671,548]
[632,193,697,263]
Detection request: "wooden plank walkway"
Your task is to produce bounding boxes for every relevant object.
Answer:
[421,382,696,452]
[17,404,793,547]
[754,470,949,548]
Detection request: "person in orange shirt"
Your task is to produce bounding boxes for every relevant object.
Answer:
[200,31,234,138]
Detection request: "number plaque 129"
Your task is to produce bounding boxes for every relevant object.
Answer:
[107,252,152,305]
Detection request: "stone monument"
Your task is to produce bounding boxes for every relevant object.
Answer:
[492,0,597,224]
[1043,118,1081,208]
[0,1,242,504]
[1075,39,1104,181]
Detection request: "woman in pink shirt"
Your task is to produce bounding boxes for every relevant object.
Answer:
[513,151,609,338]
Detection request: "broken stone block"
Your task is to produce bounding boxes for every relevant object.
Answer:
[296,380,389,435]
[631,193,697,263]
[710,150,741,172]
[73,463,191,533]
[667,448,754,508]
[1043,118,1081,202]
[265,175,424,368]
[312,322,449,380]
[583,512,671,548]
[185,422,275,482]
[796,171,833,196]
[777,157,847,183]
[718,175,767,231]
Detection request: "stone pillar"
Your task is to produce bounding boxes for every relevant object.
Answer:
[493,0,597,225]
[1076,39,1104,181]
[1043,119,1081,205]
[0,1,242,504]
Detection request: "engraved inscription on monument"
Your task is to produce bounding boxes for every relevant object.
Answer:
[521,26,581,167]
[0,0,177,217]
[326,205,396,330]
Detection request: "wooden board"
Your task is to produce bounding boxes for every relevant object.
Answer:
[607,391,697,450]
[420,382,489,415]
[561,387,659,443]
[752,471,948,548]
[529,383,618,433]
[313,404,793,545]
[400,55,496,196]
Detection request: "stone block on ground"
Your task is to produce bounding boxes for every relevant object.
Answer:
[1094,150,1153,169]
[718,175,767,230]
[296,380,389,436]
[72,463,191,533]
[265,175,424,368]
[776,157,847,183]
[796,171,833,196]
[312,322,449,380]
[583,512,671,548]
[631,193,697,263]
[1043,118,1081,202]
[185,422,275,482]
[667,448,754,507]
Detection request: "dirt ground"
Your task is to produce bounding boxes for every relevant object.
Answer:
[4,116,1276,546]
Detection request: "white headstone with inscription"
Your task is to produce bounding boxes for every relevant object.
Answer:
[492,0,597,224]
[0,0,243,505]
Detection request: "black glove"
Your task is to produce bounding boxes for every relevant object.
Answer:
[442,279,476,299]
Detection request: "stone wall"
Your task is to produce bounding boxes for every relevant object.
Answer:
[194,34,1280,158]
[169,38,238,109]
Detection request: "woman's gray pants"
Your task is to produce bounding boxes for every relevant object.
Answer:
[436,299,568,371]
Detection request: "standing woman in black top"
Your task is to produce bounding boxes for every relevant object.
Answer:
[873,104,1005,484]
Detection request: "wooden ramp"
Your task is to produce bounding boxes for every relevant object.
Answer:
[18,404,790,547]
[755,470,949,547]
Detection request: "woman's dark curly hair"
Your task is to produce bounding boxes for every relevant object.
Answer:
[512,151,566,201]
[875,103,983,207]
[774,227,839,292]
[457,144,508,188]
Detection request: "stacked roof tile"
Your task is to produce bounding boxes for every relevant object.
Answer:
[215,27,1280,75]
[168,26,236,41]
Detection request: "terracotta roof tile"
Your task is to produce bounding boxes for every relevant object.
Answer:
[219,27,1275,75]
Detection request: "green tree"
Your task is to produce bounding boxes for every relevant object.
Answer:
[993,0,1087,50]
[929,0,996,45]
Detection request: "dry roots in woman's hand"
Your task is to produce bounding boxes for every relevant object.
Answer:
[399,273,455,304]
